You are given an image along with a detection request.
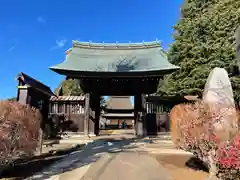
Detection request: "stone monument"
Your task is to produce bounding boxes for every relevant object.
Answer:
[203,67,238,139]
[203,67,235,106]
[203,67,238,179]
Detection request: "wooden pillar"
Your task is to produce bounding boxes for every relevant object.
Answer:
[134,93,147,137]
[94,95,100,136]
[134,93,143,136]
[84,93,90,135]
[141,94,147,136]
[88,92,100,136]
[134,95,139,136]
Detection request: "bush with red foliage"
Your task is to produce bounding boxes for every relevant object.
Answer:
[170,103,192,148]
[216,133,240,179]
[0,101,41,172]
[170,100,239,179]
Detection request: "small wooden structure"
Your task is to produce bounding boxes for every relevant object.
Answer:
[49,95,86,133]
[102,96,134,129]
[145,95,198,135]
[16,72,55,121]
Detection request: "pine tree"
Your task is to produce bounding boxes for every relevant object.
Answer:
[158,0,240,100]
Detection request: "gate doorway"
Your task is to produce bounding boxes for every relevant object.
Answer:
[101,96,134,129]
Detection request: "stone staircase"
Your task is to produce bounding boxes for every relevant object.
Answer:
[59,135,93,145]
[132,133,175,150]
[58,132,173,146]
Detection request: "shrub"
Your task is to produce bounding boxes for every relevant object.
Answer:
[170,100,239,178]
[0,101,41,172]
[170,103,193,148]
[216,133,240,180]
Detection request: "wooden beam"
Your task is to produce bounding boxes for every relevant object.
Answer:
[17,85,28,89]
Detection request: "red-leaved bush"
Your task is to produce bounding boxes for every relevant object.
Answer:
[0,100,41,172]
[170,100,239,179]
[216,133,240,179]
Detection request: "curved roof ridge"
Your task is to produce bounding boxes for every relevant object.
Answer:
[72,40,161,50]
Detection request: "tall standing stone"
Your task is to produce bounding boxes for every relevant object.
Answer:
[203,67,238,141]
[203,67,235,106]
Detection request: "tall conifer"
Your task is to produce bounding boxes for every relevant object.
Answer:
[159,0,240,100]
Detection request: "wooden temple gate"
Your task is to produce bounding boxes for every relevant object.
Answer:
[50,41,180,136]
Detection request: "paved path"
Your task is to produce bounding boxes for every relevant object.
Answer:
[28,135,191,180]
[81,152,173,180]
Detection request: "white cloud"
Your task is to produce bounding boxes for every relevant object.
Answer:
[50,39,67,51]
[37,16,46,24]
[56,39,67,48]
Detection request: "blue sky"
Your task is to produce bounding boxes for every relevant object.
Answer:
[0,0,183,100]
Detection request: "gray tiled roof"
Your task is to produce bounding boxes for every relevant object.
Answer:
[50,41,179,73]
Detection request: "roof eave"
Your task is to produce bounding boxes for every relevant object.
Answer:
[49,66,180,78]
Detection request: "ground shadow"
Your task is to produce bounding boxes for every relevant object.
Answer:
[0,145,84,180]
[0,135,155,180]
[185,156,209,173]
[0,157,63,180]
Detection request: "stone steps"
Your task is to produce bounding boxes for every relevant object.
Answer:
[58,133,173,146]
[135,143,175,150]
[59,138,93,145]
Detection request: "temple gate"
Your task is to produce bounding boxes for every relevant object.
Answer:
[50,41,179,136]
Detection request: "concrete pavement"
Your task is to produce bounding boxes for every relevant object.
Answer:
[28,133,191,180]
[81,152,173,180]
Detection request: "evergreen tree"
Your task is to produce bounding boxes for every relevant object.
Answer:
[54,79,83,96]
[54,79,106,108]
[158,0,240,100]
